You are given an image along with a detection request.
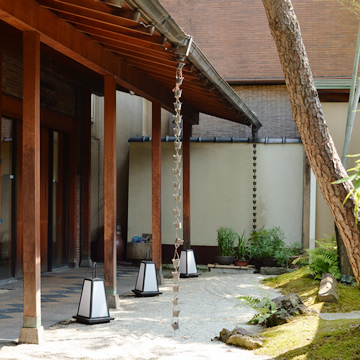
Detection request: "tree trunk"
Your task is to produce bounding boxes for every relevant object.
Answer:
[335,225,354,277]
[261,0,360,286]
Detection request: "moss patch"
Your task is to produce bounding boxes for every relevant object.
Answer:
[255,316,360,360]
[262,268,360,313]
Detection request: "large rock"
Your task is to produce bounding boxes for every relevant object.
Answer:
[219,328,231,343]
[226,334,263,349]
[219,327,264,350]
[260,267,291,275]
[318,273,339,302]
[264,293,316,328]
[272,293,312,316]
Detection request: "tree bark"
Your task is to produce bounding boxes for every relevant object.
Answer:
[262,0,360,285]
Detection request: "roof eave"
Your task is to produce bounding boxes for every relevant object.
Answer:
[126,0,262,131]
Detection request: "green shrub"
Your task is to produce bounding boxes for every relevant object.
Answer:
[216,227,237,256]
[238,296,277,325]
[248,227,290,266]
[293,234,341,280]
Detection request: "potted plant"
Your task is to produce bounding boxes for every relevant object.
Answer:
[234,231,250,266]
[247,227,290,269]
[214,226,237,265]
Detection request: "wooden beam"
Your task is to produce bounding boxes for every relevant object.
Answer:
[38,0,141,30]
[80,90,92,267]
[0,53,2,257]
[103,74,117,297]
[67,126,77,267]
[183,118,191,248]
[152,101,162,272]
[21,30,42,330]
[0,0,199,122]
[48,10,161,43]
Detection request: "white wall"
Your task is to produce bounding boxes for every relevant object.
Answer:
[128,142,304,247]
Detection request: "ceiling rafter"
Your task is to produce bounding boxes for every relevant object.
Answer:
[38,0,140,28]
[72,22,165,47]
[47,10,161,43]
[88,33,174,59]
[0,0,199,122]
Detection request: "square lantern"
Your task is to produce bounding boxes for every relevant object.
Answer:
[179,249,199,278]
[133,261,162,297]
[74,277,114,324]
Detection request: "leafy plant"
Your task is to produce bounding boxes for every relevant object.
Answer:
[235,231,249,260]
[332,153,360,225]
[247,227,290,266]
[293,234,341,280]
[216,227,237,257]
[238,296,277,325]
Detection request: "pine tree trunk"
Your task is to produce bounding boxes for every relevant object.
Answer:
[262,0,360,285]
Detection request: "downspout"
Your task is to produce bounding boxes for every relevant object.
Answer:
[342,23,360,168]
[309,170,316,249]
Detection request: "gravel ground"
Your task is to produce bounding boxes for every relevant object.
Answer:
[0,272,280,360]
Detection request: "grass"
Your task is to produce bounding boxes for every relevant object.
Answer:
[262,268,360,313]
[251,268,360,359]
[255,316,360,359]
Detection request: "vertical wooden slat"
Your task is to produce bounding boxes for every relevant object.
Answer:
[152,101,162,271]
[81,90,92,266]
[183,118,191,248]
[22,30,41,328]
[17,121,23,278]
[104,75,117,295]
[40,128,49,272]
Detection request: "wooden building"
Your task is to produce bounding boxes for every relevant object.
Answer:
[0,0,260,343]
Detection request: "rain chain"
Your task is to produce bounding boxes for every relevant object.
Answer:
[252,142,257,232]
[171,56,186,333]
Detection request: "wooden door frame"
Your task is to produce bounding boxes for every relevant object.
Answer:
[1,93,77,277]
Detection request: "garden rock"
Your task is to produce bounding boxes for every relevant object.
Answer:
[218,327,264,350]
[264,293,315,328]
[260,266,291,275]
[219,328,231,343]
[318,273,339,302]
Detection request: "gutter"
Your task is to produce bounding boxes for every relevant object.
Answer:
[126,0,262,132]
[128,136,302,144]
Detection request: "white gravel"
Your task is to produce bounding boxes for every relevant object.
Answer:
[0,272,280,360]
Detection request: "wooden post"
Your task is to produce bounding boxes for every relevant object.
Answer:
[67,130,77,268]
[103,75,119,308]
[183,118,191,248]
[80,90,92,267]
[152,101,162,282]
[0,52,2,254]
[19,31,44,344]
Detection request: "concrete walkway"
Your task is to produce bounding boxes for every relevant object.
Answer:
[0,264,138,345]
[1,266,360,359]
[0,269,276,360]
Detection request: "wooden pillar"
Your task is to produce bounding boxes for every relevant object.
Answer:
[103,75,119,308]
[183,118,191,248]
[0,53,2,251]
[152,101,162,280]
[80,90,92,267]
[19,31,44,344]
[68,131,77,267]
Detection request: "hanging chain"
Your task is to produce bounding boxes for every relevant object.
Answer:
[171,56,185,333]
[252,139,257,232]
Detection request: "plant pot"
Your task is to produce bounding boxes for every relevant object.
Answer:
[214,255,234,265]
[262,257,280,267]
[234,259,249,267]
